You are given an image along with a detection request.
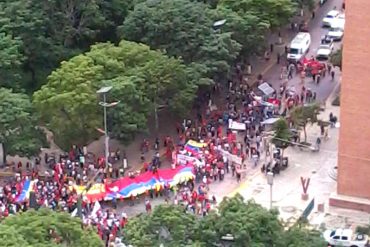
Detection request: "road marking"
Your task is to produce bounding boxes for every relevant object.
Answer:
[227,170,262,197]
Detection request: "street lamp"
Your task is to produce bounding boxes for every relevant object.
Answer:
[267,172,274,210]
[96,86,119,168]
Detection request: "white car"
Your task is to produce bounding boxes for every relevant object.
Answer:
[328,27,344,41]
[323,229,369,247]
[316,38,334,60]
[322,10,340,27]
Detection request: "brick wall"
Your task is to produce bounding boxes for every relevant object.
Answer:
[337,0,370,199]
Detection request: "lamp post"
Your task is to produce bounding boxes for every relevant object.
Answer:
[267,172,274,210]
[96,86,120,168]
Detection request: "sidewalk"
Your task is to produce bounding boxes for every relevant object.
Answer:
[228,101,340,223]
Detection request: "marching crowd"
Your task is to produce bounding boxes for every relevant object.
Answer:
[0,45,326,247]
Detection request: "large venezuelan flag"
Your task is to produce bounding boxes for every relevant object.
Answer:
[105,165,195,200]
[15,180,34,202]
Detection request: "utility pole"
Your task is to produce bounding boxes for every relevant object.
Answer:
[267,172,274,210]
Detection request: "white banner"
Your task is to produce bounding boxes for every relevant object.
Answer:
[228,120,246,130]
[176,154,203,167]
[218,149,243,165]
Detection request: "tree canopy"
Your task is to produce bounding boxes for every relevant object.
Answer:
[0,0,305,157]
[0,0,134,92]
[290,103,321,143]
[0,88,47,161]
[120,0,242,80]
[0,208,103,247]
[33,40,201,149]
[272,118,291,149]
[123,194,326,246]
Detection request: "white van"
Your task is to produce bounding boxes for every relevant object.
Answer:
[287,32,311,62]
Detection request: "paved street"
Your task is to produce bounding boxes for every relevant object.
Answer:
[264,0,343,101]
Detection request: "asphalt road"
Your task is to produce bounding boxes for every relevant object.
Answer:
[264,0,343,102]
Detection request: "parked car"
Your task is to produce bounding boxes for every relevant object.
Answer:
[327,18,345,41]
[316,37,334,60]
[323,228,369,247]
[322,10,340,27]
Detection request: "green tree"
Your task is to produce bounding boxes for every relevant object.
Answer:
[290,103,321,143]
[199,195,285,246]
[0,0,137,92]
[0,208,103,247]
[217,0,296,60]
[124,204,198,247]
[124,195,329,246]
[217,6,269,60]
[34,40,200,149]
[218,0,296,30]
[120,0,241,79]
[0,88,47,162]
[272,118,291,158]
[330,47,342,70]
[0,33,24,90]
[293,0,315,11]
[33,55,103,150]
[282,226,327,247]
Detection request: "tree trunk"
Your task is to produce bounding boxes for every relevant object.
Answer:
[303,125,307,143]
[1,143,6,167]
[154,103,159,132]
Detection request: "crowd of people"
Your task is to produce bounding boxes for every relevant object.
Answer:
[0,147,133,246]
[0,17,338,246]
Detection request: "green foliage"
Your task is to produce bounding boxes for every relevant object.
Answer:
[0,88,47,159]
[124,194,326,246]
[33,55,102,150]
[290,103,321,142]
[283,225,327,247]
[219,0,296,30]
[356,224,370,235]
[330,47,342,70]
[217,7,269,58]
[124,204,198,246]
[293,0,315,10]
[217,0,296,58]
[206,195,284,246]
[0,33,24,90]
[33,40,200,149]
[0,0,134,92]
[120,0,241,79]
[0,208,103,247]
[272,118,291,149]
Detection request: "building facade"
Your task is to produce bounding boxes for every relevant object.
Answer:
[336,0,370,203]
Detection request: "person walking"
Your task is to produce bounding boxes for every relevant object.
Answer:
[288,68,293,80]
[316,73,321,84]
[328,64,332,74]
[331,70,335,81]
